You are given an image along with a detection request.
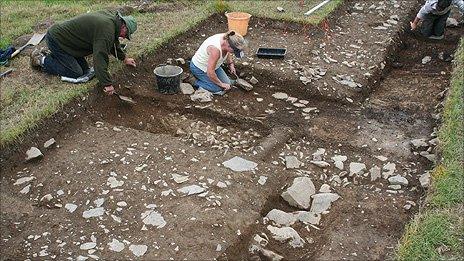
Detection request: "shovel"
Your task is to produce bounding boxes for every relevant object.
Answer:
[232,72,253,91]
[114,92,136,104]
[11,33,47,58]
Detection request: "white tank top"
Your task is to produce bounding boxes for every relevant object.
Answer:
[191,34,228,72]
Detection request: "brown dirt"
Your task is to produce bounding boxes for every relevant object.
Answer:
[1,0,463,260]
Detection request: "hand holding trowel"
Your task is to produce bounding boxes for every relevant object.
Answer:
[232,72,253,91]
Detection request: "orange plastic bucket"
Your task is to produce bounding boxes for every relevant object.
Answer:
[225,12,252,36]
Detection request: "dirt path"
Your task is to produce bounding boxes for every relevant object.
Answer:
[1,0,462,260]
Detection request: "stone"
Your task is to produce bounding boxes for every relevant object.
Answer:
[265,209,298,226]
[107,177,124,188]
[310,160,330,168]
[180,83,195,95]
[281,177,315,209]
[312,148,326,161]
[260,248,284,261]
[43,138,56,149]
[190,88,213,103]
[171,173,189,184]
[422,56,432,64]
[369,166,381,181]
[129,244,147,257]
[258,176,267,185]
[272,92,288,100]
[249,76,259,85]
[310,193,340,214]
[267,225,305,248]
[80,242,96,250]
[141,209,166,228]
[25,147,43,162]
[285,156,302,169]
[382,162,396,178]
[388,175,409,186]
[388,185,402,190]
[296,211,321,225]
[410,138,428,150]
[82,207,105,218]
[108,239,125,252]
[375,155,388,162]
[419,172,430,188]
[222,156,258,172]
[177,185,206,196]
[217,181,227,188]
[331,155,347,162]
[14,176,35,186]
[65,203,78,213]
[349,162,366,176]
[446,17,459,27]
[420,152,436,163]
[276,6,285,12]
[319,184,331,193]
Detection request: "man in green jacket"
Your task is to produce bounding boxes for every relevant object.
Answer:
[30,10,137,95]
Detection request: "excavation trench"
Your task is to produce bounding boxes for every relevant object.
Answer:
[1,0,462,260]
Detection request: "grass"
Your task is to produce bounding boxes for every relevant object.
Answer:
[0,0,341,147]
[396,39,464,260]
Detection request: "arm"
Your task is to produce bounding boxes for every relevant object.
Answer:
[93,39,113,88]
[226,53,236,76]
[206,46,230,90]
[111,40,126,61]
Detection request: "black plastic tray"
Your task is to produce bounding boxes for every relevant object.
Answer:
[256,47,287,59]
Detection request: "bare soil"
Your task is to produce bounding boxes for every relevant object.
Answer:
[1,0,463,260]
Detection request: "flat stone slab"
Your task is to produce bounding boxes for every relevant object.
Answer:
[388,175,408,186]
[310,193,340,214]
[267,225,305,248]
[281,177,315,209]
[222,156,258,172]
[349,162,366,176]
[285,156,302,169]
[25,147,43,162]
[265,209,298,227]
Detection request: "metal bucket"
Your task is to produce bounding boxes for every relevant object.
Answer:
[153,64,183,94]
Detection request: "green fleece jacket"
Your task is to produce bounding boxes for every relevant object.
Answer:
[48,10,126,86]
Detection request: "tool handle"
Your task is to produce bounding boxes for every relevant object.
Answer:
[11,45,28,58]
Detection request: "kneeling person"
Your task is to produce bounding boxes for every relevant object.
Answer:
[30,10,137,94]
[190,31,247,95]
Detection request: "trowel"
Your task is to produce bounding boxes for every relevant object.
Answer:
[232,72,253,91]
[114,92,136,104]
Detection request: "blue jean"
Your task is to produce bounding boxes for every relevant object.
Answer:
[421,11,450,37]
[189,62,231,94]
[43,33,89,78]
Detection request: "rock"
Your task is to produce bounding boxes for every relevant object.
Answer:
[171,173,189,184]
[349,162,366,176]
[382,162,396,178]
[108,239,125,252]
[190,88,213,102]
[285,156,302,169]
[310,193,340,214]
[369,166,382,181]
[249,76,259,85]
[310,160,330,168]
[222,156,258,172]
[319,184,331,193]
[334,161,344,170]
[217,181,227,188]
[296,211,321,225]
[410,138,428,150]
[180,83,195,95]
[281,177,315,209]
[420,151,436,163]
[272,92,288,100]
[419,172,430,188]
[177,185,206,196]
[175,58,185,65]
[107,177,124,188]
[388,175,409,186]
[375,155,388,162]
[265,209,298,226]
[82,207,105,218]
[25,147,43,162]
[14,176,35,185]
[422,56,432,64]
[276,6,285,12]
[260,248,284,261]
[267,225,305,248]
[258,176,268,185]
[332,155,347,170]
[80,242,96,250]
[129,244,148,257]
[43,138,56,149]
[388,184,402,190]
[312,148,326,161]
[65,203,78,213]
[446,17,459,27]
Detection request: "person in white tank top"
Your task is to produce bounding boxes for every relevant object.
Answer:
[189,31,247,95]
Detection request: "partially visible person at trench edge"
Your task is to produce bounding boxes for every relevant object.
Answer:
[30,10,137,95]
[188,31,247,95]
[410,0,464,40]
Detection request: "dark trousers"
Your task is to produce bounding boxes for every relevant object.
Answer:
[43,33,89,78]
[421,11,451,37]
